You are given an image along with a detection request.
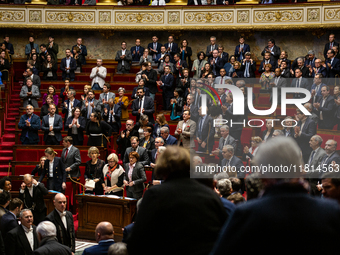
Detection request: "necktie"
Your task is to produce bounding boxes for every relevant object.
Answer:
[297,79,300,88]
[198,118,204,138]
[153,43,156,58]
[226,159,230,167]
[65,148,68,159]
[223,138,227,146]
[105,94,108,102]
[220,77,223,84]
[308,150,316,165]
[331,42,333,49]
[170,43,172,51]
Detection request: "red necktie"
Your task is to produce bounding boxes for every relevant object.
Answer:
[65,149,68,159]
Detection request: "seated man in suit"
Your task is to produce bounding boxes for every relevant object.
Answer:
[305,50,317,68]
[18,104,41,145]
[19,175,49,226]
[281,116,295,138]
[0,198,23,240]
[214,68,232,85]
[261,38,281,62]
[103,98,122,133]
[313,85,335,129]
[45,193,75,253]
[115,41,132,74]
[212,125,237,161]
[41,103,63,145]
[310,74,326,105]
[131,39,144,62]
[5,209,39,255]
[157,65,174,110]
[280,60,291,78]
[209,50,224,77]
[291,57,309,78]
[23,68,41,88]
[221,145,244,180]
[148,35,162,62]
[82,222,115,255]
[34,221,72,255]
[160,126,177,146]
[175,109,196,149]
[61,136,81,178]
[294,109,317,164]
[259,52,276,73]
[325,49,340,78]
[291,69,310,98]
[277,50,291,70]
[60,49,77,81]
[150,137,165,168]
[62,89,81,127]
[309,59,327,78]
[270,68,288,103]
[324,33,339,60]
[99,83,115,108]
[20,78,40,109]
[240,52,256,78]
[306,135,327,196]
[319,139,340,172]
[39,44,48,65]
[123,136,149,166]
[90,59,107,91]
[234,36,250,62]
[132,87,155,124]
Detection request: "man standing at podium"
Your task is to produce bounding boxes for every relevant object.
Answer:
[61,136,81,178]
[45,193,75,254]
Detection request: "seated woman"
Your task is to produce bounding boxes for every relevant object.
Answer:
[140,127,155,158]
[59,78,74,104]
[200,63,212,78]
[41,54,58,81]
[86,112,113,147]
[103,98,122,133]
[231,61,243,78]
[192,51,207,79]
[84,146,106,195]
[123,151,147,200]
[39,147,66,192]
[242,136,262,166]
[158,54,174,75]
[262,120,275,141]
[114,87,129,120]
[170,88,184,121]
[133,115,154,140]
[65,107,86,146]
[224,55,236,77]
[42,85,58,106]
[102,153,125,196]
[40,95,59,119]
[31,156,47,176]
[131,79,150,99]
[153,113,169,138]
[259,63,275,90]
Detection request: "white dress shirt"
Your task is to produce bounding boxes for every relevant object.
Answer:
[56,209,67,229]
[48,114,55,136]
[49,159,54,177]
[22,225,34,251]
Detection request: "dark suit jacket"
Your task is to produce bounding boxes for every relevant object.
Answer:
[123,146,149,166]
[83,240,115,255]
[217,135,237,160]
[60,57,77,80]
[290,77,311,98]
[45,210,75,253]
[208,57,224,76]
[174,60,188,79]
[5,225,39,255]
[41,114,63,142]
[164,134,178,146]
[160,73,174,98]
[127,177,228,255]
[147,42,162,57]
[206,44,219,59]
[19,183,48,225]
[325,57,340,78]
[240,61,256,78]
[18,113,41,144]
[324,41,339,59]
[293,66,309,78]
[310,66,327,78]
[24,74,41,88]
[262,129,274,141]
[103,104,122,130]
[0,211,18,240]
[61,146,81,178]
[61,99,81,122]
[304,57,317,68]
[258,60,276,73]
[281,68,291,78]
[164,42,178,59]
[132,86,150,99]
[72,44,87,64]
[39,157,66,192]
[115,50,132,72]
[139,137,155,157]
[234,44,250,61]
[122,223,134,243]
[221,156,245,178]
[196,115,215,152]
[132,96,155,123]
[261,45,281,62]
[294,117,317,160]
[211,183,340,255]
[65,116,86,142]
[131,46,144,62]
[32,237,72,255]
[124,162,147,194]
[81,99,102,119]
[319,152,340,170]
[142,69,158,94]
[313,95,335,129]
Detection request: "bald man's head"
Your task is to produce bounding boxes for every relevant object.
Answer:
[54,193,67,213]
[95,221,114,242]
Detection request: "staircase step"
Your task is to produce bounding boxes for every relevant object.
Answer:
[6,117,15,121]
[0,142,15,150]
[0,151,13,157]
[7,112,19,116]
[0,168,11,176]
[0,157,13,163]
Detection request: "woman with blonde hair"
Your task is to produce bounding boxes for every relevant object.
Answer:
[31,156,47,176]
[114,87,129,120]
[153,113,169,138]
[84,146,105,195]
[38,147,66,191]
[81,84,92,103]
[102,153,125,196]
[243,136,262,165]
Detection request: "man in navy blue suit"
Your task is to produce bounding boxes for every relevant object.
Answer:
[325,49,340,78]
[218,46,229,66]
[319,139,340,172]
[148,35,162,62]
[131,39,144,62]
[234,36,250,62]
[164,35,178,62]
[41,104,63,145]
[82,222,115,255]
[258,52,276,73]
[160,126,177,145]
[209,50,224,77]
[310,74,327,104]
[304,50,317,68]
[0,198,23,241]
[240,52,256,78]
[60,49,77,81]
[221,145,245,179]
[313,85,335,129]
[157,66,174,110]
[324,33,339,59]
[132,87,155,123]
[3,35,14,55]
[309,59,327,78]
[291,69,310,98]
[18,104,41,145]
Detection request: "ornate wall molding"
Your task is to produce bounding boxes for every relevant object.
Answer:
[0,3,339,30]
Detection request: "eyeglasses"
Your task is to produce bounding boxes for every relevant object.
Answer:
[126,124,132,126]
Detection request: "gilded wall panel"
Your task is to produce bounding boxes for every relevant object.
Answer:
[254,9,303,23]
[115,12,164,23]
[184,11,233,23]
[45,11,95,23]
